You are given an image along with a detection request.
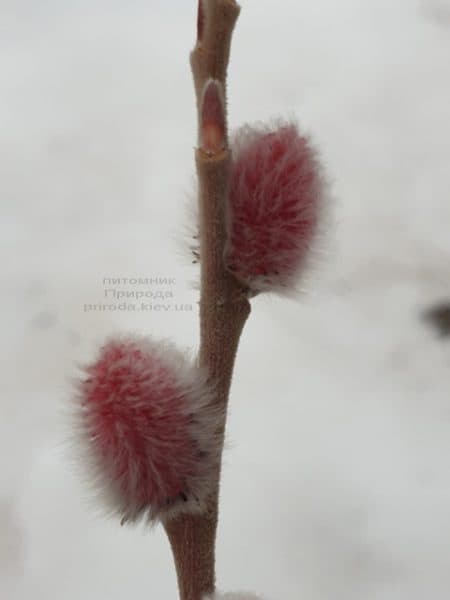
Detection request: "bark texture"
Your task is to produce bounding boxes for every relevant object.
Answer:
[164,2,250,599]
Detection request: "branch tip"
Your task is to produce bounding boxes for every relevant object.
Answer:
[197,0,205,42]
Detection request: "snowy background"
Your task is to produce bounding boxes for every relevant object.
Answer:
[2,0,450,598]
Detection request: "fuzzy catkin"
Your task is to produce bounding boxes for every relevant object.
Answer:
[225,121,326,294]
[73,334,221,524]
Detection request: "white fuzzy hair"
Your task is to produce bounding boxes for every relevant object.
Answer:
[69,333,224,525]
[174,182,201,291]
[203,592,266,600]
[226,118,331,298]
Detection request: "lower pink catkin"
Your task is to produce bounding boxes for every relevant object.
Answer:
[74,335,220,524]
[225,121,325,294]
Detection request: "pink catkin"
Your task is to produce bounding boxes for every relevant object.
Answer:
[75,335,220,524]
[225,122,325,294]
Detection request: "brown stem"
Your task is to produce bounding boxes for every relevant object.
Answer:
[164,2,248,600]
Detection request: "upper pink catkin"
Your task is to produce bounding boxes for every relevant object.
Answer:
[74,335,221,524]
[225,121,326,294]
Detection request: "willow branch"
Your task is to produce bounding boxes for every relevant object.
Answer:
[164,2,250,600]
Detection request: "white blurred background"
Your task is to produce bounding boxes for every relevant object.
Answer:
[1,1,450,598]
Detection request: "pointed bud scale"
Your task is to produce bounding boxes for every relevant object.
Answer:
[225,121,326,294]
[73,335,221,524]
[200,79,226,155]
